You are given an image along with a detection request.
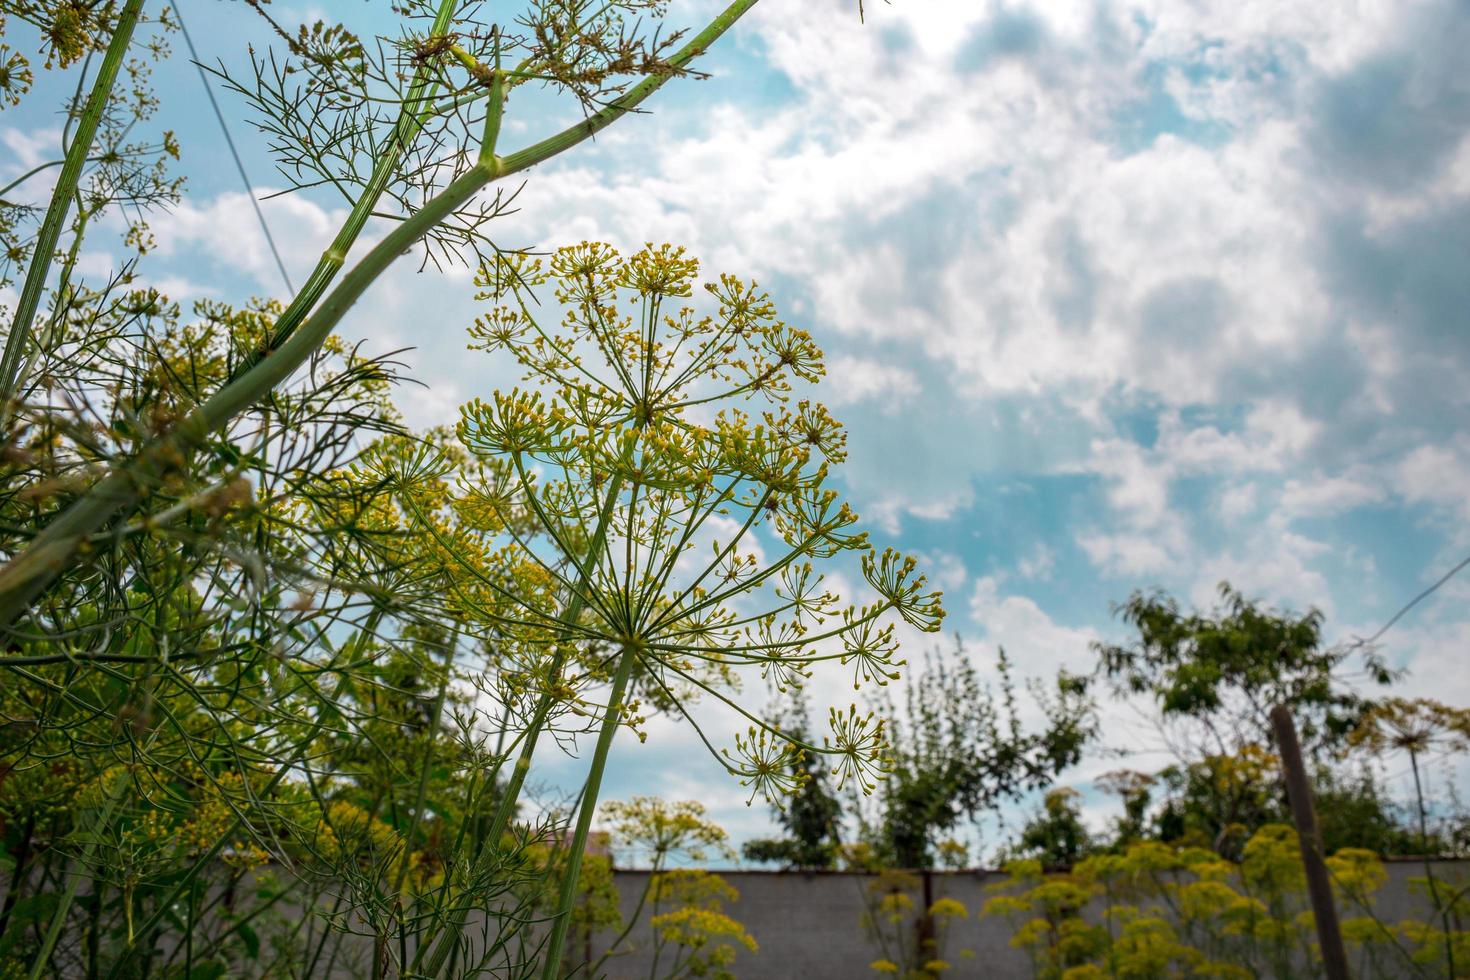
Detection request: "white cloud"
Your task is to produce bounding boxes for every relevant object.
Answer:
[1017,543,1055,581]
[1,127,61,194]
[1189,528,1335,616]
[1077,529,1183,578]
[147,188,345,294]
[1397,440,1470,522]
[1219,481,1259,519]
[1279,473,1385,517]
[916,549,968,594]
[824,355,921,410]
[969,575,1100,676]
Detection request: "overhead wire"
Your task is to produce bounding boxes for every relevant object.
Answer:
[1347,552,1470,651]
[169,0,295,294]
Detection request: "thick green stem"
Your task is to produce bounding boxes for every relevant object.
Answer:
[0,0,145,411]
[416,476,624,977]
[0,0,760,632]
[235,0,461,368]
[542,643,640,979]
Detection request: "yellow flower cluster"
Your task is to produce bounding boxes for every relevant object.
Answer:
[417,242,947,803]
[984,827,1467,977]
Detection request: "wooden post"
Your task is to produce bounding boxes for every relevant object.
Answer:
[1270,704,1350,980]
[917,868,936,962]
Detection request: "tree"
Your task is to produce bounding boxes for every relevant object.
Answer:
[1096,769,1156,848]
[1095,582,1394,756]
[854,639,1096,869]
[1092,582,1402,858]
[1010,787,1093,868]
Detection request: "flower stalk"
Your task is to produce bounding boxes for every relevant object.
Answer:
[542,642,642,977]
[0,0,762,630]
[0,0,146,413]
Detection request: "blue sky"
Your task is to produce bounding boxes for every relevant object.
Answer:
[5,0,1469,856]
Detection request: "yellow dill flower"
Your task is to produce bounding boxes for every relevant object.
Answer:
[928,897,969,920]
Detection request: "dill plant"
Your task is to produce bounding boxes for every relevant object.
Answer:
[588,798,748,977]
[1351,698,1470,978]
[982,828,1469,980]
[394,241,945,972]
[0,0,767,624]
[0,1,906,975]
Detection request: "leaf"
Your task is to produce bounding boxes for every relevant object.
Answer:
[0,894,59,956]
[235,921,261,960]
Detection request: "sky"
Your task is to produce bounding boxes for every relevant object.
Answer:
[4,0,1470,859]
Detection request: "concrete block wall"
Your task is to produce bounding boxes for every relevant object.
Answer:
[588,862,1470,979]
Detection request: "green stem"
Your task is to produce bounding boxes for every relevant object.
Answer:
[0,0,760,632]
[1409,748,1455,979]
[236,0,462,366]
[415,476,625,977]
[0,0,145,411]
[588,865,658,975]
[542,643,640,979]
[647,884,666,980]
[2,198,93,432]
[390,625,458,904]
[26,767,130,980]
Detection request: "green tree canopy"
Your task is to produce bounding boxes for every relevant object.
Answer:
[1095,582,1395,755]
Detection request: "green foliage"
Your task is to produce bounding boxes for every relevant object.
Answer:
[1096,582,1392,753]
[854,640,1095,869]
[985,826,1470,980]
[1149,744,1285,857]
[1084,741,1454,866]
[1012,788,1094,869]
[1313,765,1425,856]
[0,0,847,975]
[1083,583,1461,870]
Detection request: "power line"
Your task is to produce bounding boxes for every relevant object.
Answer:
[169,0,294,294]
[1348,552,1470,651]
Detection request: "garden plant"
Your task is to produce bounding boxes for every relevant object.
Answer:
[0,0,932,976]
[3,1,1467,978]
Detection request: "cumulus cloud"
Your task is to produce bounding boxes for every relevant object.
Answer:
[48,0,1469,842]
[147,189,344,293]
[969,575,1100,676]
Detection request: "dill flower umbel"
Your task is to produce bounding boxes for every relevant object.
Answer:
[422,242,944,802]
[0,46,33,106]
[407,240,945,966]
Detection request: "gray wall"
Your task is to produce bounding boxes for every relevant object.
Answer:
[588,862,1469,979]
[6,860,1459,976]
